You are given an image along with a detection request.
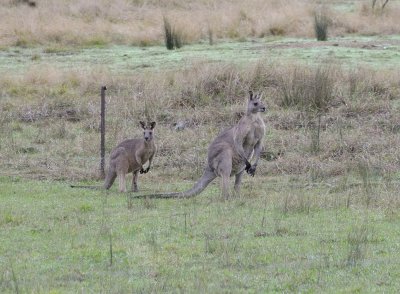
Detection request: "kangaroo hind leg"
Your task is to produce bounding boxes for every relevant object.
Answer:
[117,173,126,193]
[233,170,244,197]
[215,157,233,200]
[131,170,139,192]
[116,160,129,193]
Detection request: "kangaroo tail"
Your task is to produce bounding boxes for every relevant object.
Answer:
[70,169,116,191]
[70,185,103,190]
[103,169,117,189]
[132,168,216,199]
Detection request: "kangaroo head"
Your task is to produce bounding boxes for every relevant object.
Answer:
[140,121,156,142]
[247,90,266,114]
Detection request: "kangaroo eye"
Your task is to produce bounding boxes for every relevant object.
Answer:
[254,102,258,106]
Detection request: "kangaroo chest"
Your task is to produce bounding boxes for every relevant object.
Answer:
[243,119,265,147]
[137,147,154,162]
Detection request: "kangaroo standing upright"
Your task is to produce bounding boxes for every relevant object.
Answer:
[104,121,157,193]
[136,91,266,199]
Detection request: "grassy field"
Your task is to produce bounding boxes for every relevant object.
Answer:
[1,0,400,293]
[1,35,400,75]
[1,37,400,291]
[1,176,400,293]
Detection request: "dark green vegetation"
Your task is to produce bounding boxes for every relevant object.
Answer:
[314,12,330,41]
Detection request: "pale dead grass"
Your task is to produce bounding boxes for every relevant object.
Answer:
[0,60,399,186]
[1,0,400,47]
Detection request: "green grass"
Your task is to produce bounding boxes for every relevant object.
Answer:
[1,36,400,76]
[1,176,400,292]
[1,33,400,292]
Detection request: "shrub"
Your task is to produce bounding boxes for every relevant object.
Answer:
[278,67,309,108]
[163,17,174,50]
[163,17,184,50]
[314,12,329,41]
[277,63,335,154]
[278,64,335,112]
[208,26,214,45]
[173,31,183,49]
[269,26,286,36]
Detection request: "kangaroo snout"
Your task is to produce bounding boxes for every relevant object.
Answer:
[260,106,266,112]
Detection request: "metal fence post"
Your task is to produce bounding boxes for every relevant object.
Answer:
[100,86,107,179]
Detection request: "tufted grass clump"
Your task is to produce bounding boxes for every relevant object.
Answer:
[314,12,329,41]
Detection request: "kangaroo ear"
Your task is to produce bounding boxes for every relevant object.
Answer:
[249,90,254,100]
[150,121,156,129]
[139,121,146,129]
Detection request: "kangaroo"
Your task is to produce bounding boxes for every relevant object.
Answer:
[134,91,266,199]
[104,121,157,193]
[70,121,156,192]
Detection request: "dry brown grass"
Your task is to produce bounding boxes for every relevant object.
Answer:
[0,60,399,184]
[1,0,400,47]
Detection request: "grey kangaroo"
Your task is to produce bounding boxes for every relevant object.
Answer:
[104,121,157,193]
[135,91,266,199]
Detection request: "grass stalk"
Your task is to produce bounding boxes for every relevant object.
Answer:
[109,228,113,267]
[10,258,20,294]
